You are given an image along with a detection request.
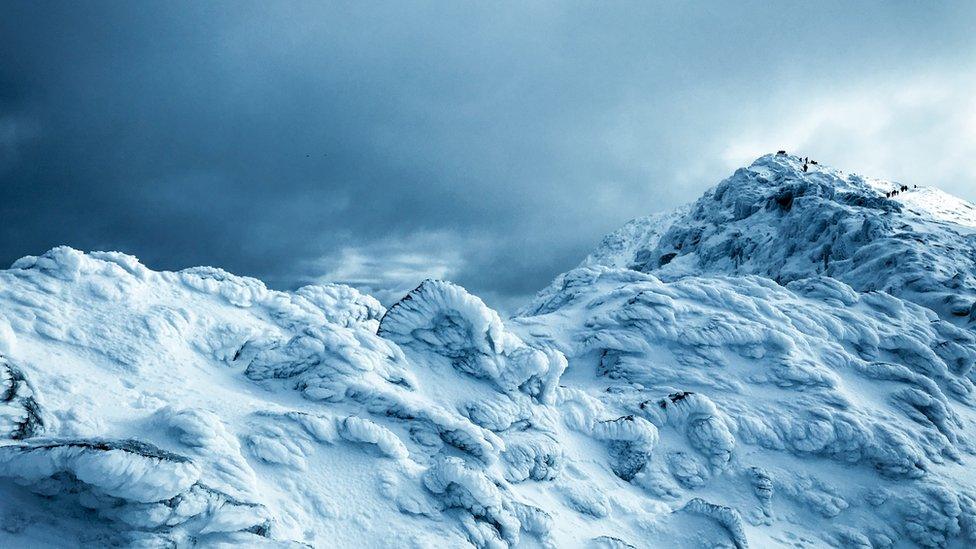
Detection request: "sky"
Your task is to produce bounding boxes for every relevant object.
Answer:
[2,1,975,311]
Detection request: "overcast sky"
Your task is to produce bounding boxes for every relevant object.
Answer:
[2,2,975,310]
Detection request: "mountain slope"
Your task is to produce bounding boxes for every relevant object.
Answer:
[514,266,976,548]
[584,153,976,324]
[1,156,976,548]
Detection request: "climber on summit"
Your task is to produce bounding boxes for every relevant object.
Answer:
[803,163,808,172]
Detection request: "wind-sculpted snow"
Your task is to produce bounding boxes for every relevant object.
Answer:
[0,438,273,546]
[0,358,44,439]
[681,498,749,549]
[378,280,565,402]
[516,265,976,546]
[3,155,976,547]
[584,153,976,324]
[0,248,579,547]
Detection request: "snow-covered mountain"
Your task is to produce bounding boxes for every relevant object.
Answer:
[2,154,976,548]
[583,153,976,323]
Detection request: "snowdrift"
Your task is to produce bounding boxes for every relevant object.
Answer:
[2,155,976,547]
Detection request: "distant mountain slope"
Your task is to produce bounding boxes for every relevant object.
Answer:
[583,153,976,323]
[581,206,691,270]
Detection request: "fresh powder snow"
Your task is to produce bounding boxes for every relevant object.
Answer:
[1,154,976,547]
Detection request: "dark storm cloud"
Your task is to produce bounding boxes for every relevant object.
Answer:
[2,1,975,309]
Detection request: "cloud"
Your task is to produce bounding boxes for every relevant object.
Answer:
[0,115,39,170]
[1,1,974,306]
[301,231,467,305]
[719,72,976,198]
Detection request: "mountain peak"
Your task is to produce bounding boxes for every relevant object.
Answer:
[584,155,976,323]
[743,152,896,201]
[742,153,976,229]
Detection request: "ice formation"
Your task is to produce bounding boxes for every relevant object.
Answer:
[583,153,976,323]
[1,154,976,547]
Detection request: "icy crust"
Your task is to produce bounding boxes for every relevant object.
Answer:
[0,438,272,545]
[295,284,385,331]
[6,208,976,547]
[0,357,44,439]
[379,280,565,401]
[583,154,976,324]
[0,248,588,548]
[0,248,757,547]
[515,266,976,547]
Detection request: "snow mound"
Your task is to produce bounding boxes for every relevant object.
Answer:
[0,248,574,547]
[379,280,565,401]
[0,438,273,546]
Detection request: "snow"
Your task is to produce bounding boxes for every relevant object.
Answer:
[583,153,976,324]
[864,180,976,231]
[1,154,976,547]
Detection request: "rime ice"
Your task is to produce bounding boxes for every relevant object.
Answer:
[2,156,976,547]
